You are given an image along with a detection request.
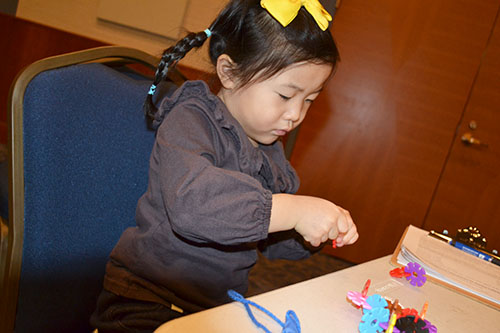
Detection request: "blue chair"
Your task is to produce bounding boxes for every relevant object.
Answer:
[0,46,183,332]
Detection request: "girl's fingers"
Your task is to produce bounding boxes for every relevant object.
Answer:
[342,224,359,245]
[321,234,329,243]
[348,232,359,244]
[337,208,353,234]
[328,226,339,240]
[335,211,358,247]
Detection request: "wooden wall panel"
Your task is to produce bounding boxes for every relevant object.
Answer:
[0,12,218,143]
[15,0,226,72]
[0,13,106,144]
[292,0,500,262]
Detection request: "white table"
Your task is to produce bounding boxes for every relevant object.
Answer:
[155,255,500,332]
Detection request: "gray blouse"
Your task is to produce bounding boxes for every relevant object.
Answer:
[103,81,312,313]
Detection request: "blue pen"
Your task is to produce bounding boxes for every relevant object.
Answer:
[429,230,500,267]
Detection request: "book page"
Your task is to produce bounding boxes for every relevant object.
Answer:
[396,225,500,308]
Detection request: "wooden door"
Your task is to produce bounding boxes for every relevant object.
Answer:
[424,12,500,253]
[290,0,500,263]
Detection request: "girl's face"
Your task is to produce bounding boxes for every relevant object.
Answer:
[218,61,333,146]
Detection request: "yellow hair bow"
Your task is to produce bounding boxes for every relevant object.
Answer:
[261,0,332,31]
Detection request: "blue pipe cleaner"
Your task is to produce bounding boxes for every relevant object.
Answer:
[227,290,301,333]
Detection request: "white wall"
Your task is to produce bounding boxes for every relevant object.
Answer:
[16,0,227,71]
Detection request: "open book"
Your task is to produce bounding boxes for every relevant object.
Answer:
[391,225,500,310]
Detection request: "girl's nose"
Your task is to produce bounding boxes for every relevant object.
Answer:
[286,102,303,122]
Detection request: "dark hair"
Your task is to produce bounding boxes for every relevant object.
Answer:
[144,0,340,122]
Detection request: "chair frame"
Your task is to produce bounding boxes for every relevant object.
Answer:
[0,45,185,333]
[0,45,300,332]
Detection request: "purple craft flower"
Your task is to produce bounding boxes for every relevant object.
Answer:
[404,262,427,287]
[423,319,437,333]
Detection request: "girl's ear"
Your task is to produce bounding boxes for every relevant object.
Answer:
[216,54,237,89]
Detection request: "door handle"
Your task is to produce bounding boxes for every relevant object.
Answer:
[461,132,488,147]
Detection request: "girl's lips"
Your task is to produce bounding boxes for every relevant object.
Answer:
[274,129,289,136]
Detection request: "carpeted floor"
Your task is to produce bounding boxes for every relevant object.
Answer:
[247,252,355,297]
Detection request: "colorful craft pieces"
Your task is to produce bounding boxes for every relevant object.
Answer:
[390,262,427,287]
[347,290,372,310]
[404,262,427,287]
[362,279,371,297]
[347,279,372,309]
[359,307,390,333]
[352,281,390,333]
[396,315,432,333]
[386,299,403,315]
[419,302,428,321]
[399,308,418,318]
[347,278,436,333]
[366,294,388,310]
[389,267,410,279]
[380,314,399,333]
[422,319,437,333]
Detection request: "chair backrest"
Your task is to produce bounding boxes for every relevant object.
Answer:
[0,46,182,332]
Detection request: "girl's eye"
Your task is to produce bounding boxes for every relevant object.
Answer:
[305,99,314,104]
[279,94,291,101]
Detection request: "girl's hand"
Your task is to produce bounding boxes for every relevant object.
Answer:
[270,194,359,247]
[293,196,358,247]
[332,207,359,247]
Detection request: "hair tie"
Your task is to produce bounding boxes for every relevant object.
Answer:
[148,84,157,96]
[204,28,212,38]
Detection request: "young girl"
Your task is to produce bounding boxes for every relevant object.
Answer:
[91,0,358,331]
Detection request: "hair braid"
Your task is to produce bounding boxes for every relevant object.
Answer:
[144,31,209,122]
[144,0,339,126]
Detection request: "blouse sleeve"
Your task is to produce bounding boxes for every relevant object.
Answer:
[259,230,317,260]
[152,103,272,246]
